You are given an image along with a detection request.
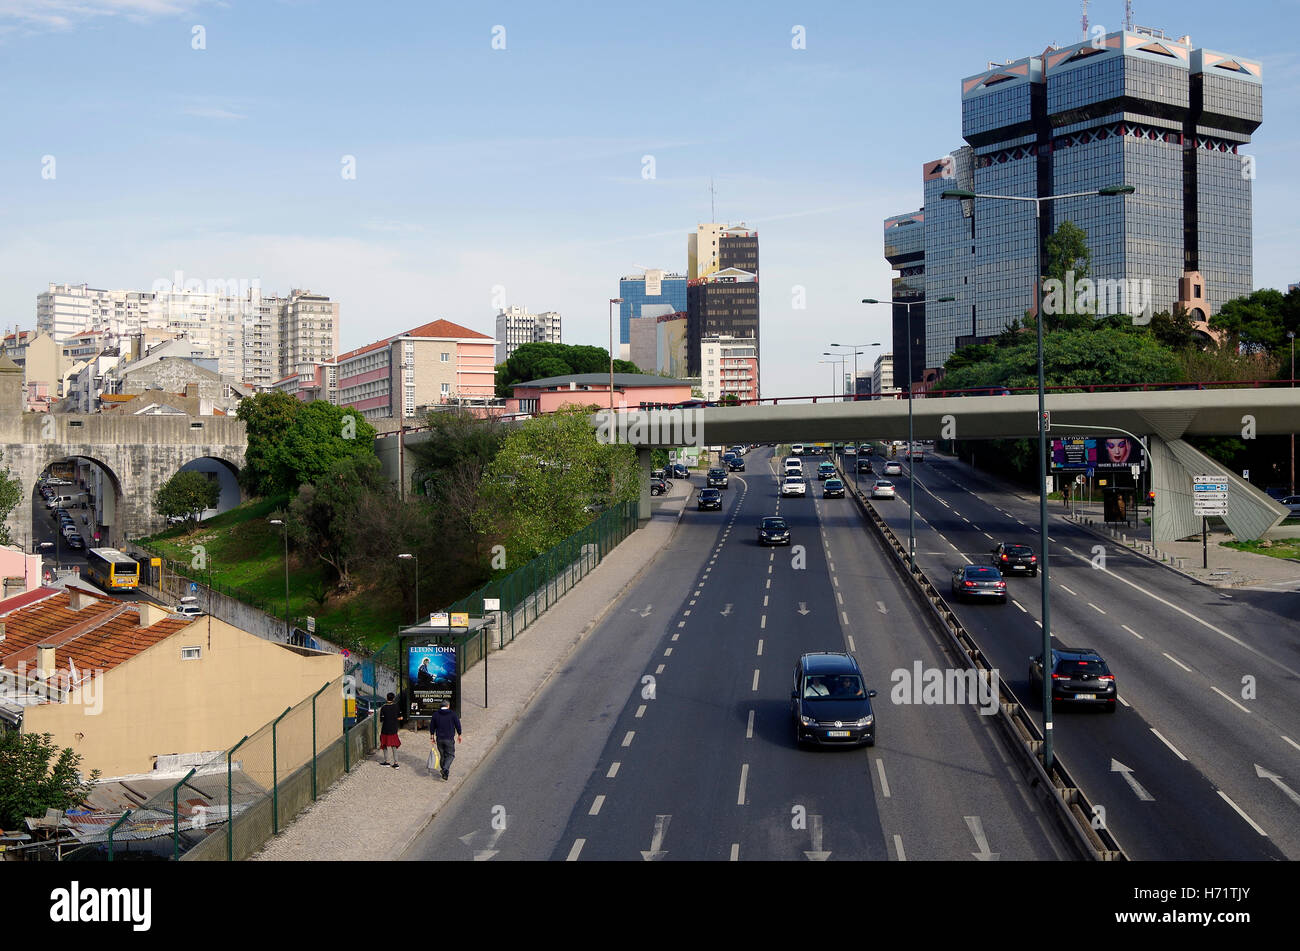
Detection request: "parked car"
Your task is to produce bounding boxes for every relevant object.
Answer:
[650,478,668,496]
[990,542,1038,576]
[951,565,1007,602]
[697,488,723,511]
[65,535,84,549]
[1280,496,1300,516]
[174,596,205,619]
[791,652,877,748]
[757,516,791,546]
[871,479,896,499]
[823,478,845,498]
[1029,647,1117,712]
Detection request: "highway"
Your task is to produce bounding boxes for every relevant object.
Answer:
[867,448,1296,860]
[405,448,1070,861]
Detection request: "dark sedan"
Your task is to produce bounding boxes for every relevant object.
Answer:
[1029,647,1117,711]
[991,542,1038,576]
[697,488,723,511]
[757,516,791,546]
[951,565,1007,602]
[823,478,845,498]
[727,455,746,471]
[856,459,874,474]
[668,463,690,480]
[707,468,729,488]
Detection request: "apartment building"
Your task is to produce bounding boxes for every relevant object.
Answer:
[699,334,758,403]
[494,306,562,365]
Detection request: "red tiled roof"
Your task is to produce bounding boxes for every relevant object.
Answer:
[0,590,190,675]
[334,338,390,363]
[404,319,491,340]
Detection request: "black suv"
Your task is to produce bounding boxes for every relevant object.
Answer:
[991,542,1037,575]
[668,463,690,480]
[856,458,874,474]
[791,652,877,748]
[650,478,668,496]
[707,468,729,488]
[757,516,790,546]
[1028,647,1117,712]
[697,488,723,510]
[823,478,845,498]
[727,455,745,471]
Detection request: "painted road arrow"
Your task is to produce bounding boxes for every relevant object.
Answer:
[1110,759,1155,801]
[630,604,653,618]
[876,601,888,615]
[804,814,831,861]
[640,814,671,861]
[797,602,811,616]
[1255,764,1300,809]
[720,603,733,616]
[457,825,506,861]
[964,815,999,861]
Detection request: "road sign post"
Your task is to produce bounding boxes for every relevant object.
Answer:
[1192,476,1230,568]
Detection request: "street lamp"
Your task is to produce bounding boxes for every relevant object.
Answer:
[941,182,1134,771]
[862,296,955,574]
[820,355,847,401]
[1289,331,1295,496]
[830,342,882,401]
[268,518,290,642]
[398,553,419,624]
[609,298,624,420]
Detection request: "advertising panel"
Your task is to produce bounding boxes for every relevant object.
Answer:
[1051,436,1144,470]
[407,643,459,718]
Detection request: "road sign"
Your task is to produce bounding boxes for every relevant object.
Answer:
[484,598,500,611]
[189,582,197,594]
[1075,474,1085,485]
[1130,464,1141,479]
[1086,467,1095,478]
[307,616,315,633]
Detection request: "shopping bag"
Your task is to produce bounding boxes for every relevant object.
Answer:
[428,747,441,773]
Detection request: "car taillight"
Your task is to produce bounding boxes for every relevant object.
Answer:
[996,581,1006,588]
[1000,554,1008,561]
[1051,673,1069,680]
[1030,556,1037,562]
[1098,674,1114,681]
[964,580,976,587]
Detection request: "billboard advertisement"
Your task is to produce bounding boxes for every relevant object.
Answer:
[406,643,459,718]
[1051,436,1144,471]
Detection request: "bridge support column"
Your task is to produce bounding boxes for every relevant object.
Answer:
[1148,434,1287,542]
[637,447,653,526]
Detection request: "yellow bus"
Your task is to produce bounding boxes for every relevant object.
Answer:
[85,548,141,590]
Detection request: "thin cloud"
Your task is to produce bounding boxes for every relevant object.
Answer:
[0,1,202,31]
[183,106,247,120]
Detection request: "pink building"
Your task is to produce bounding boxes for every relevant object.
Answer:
[0,546,46,597]
[506,373,693,415]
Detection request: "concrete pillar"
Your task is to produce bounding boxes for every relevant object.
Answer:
[637,447,653,526]
[1148,434,1287,542]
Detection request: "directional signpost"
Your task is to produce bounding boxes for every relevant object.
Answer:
[1193,476,1230,568]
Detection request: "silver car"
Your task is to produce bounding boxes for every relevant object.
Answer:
[871,479,896,499]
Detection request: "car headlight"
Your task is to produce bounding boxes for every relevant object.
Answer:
[800,714,816,726]
[855,715,874,727]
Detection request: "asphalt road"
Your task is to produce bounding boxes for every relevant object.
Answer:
[405,448,1070,861]
[869,449,1295,860]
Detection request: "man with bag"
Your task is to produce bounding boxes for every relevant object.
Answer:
[429,699,463,781]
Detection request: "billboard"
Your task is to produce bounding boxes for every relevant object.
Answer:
[1051,436,1144,471]
[407,643,459,718]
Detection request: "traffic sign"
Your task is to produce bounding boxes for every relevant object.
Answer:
[1086,467,1095,478]
[1130,464,1140,479]
[190,582,197,594]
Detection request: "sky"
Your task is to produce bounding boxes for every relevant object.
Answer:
[2,0,1297,398]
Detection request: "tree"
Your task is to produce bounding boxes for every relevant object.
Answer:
[495,342,644,396]
[1211,289,1289,354]
[408,409,507,497]
[1041,220,1094,331]
[275,402,378,495]
[153,470,220,523]
[477,406,640,560]
[1147,306,1199,352]
[236,392,302,496]
[287,453,389,592]
[0,448,20,546]
[0,731,99,830]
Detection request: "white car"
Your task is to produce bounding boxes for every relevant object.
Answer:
[784,459,803,475]
[871,479,897,499]
[883,461,903,476]
[1281,496,1300,516]
[174,597,204,618]
[781,476,807,497]
[791,444,805,455]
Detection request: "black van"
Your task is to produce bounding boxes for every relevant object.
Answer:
[791,652,877,748]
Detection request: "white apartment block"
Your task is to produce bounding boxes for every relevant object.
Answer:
[36,282,338,387]
[494,306,562,364]
[872,353,898,397]
[700,334,758,403]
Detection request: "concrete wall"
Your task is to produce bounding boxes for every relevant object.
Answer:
[0,414,246,547]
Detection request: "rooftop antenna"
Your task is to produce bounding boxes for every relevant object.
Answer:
[1124,0,1133,31]
[709,176,716,223]
[1081,0,1089,38]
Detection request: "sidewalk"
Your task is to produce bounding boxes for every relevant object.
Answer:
[250,479,693,861]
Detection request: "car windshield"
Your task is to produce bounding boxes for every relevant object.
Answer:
[1004,545,1033,555]
[966,567,1000,578]
[804,674,866,700]
[762,518,787,529]
[784,476,801,483]
[1055,658,1108,676]
[709,469,724,476]
[826,480,842,488]
[875,480,892,487]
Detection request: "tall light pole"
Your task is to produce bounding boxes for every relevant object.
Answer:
[398,552,419,624]
[821,353,848,401]
[941,182,1134,770]
[862,296,955,572]
[830,342,882,401]
[1289,330,1295,496]
[268,518,290,642]
[608,298,624,418]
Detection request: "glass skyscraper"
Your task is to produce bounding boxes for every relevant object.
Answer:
[618,272,687,345]
[885,28,1262,384]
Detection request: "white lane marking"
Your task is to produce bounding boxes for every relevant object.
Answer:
[1122,624,1144,640]
[950,541,960,550]
[1119,695,1131,708]
[828,562,836,572]
[1162,651,1192,673]
[761,615,767,629]
[768,565,772,574]
[1211,686,1251,714]
[746,710,755,739]
[1012,600,1027,613]
[764,595,769,607]
[566,839,585,861]
[671,633,679,641]
[841,610,849,624]
[832,577,839,587]
[1217,791,1268,836]
[1060,585,1078,596]
[683,610,691,616]
[589,795,605,816]
[607,762,620,778]
[752,669,761,691]
[635,704,646,718]
[737,764,749,805]
[621,731,635,747]
[664,647,673,657]
[847,635,856,651]
[836,591,843,605]
[656,664,665,674]
[1150,729,1188,761]
[1034,619,1042,627]
[689,599,696,606]
[893,834,907,861]
[1088,602,1106,615]
[757,639,764,655]
[876,601,888,614]
[730,843,739,861]
[876,759,891,798]
[677,621,686,628]
[1284,736,1300,754]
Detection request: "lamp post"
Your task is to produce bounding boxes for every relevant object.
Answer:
[1289,331,1296,496]
[609,298,624,419]
[941,182,1134,770]
[398,553,419,624]
[819,355,846,401]
[268,518,290,642]
[830,342,882,401]
[862,296,955,573]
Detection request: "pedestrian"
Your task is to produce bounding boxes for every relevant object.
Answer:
[429,699,462,781]
[378,692,402,768]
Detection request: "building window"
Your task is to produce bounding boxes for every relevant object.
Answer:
[181,647,202,660]
[441,383,450,395]
[441,352,450,362]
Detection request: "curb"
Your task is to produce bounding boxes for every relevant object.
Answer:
[393,486,693,858]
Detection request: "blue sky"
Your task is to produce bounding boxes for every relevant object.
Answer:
[2,0,1297,397]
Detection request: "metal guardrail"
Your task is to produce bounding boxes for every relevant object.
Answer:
[838,455,1128,861]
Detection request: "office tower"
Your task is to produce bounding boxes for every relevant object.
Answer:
[686,223,759,384]
[618,271,687,346]
[494,306,562,364]
[884,28,1261,386]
